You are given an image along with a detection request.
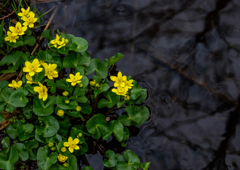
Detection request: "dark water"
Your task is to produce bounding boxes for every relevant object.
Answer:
[32,0,240,169]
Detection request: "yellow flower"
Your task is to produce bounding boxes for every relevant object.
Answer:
[76,106,81,112]
[22,11,38,28]
[26,74,34,84]
[34,82,48,101]
[18,7,30,18]
[8,80,22,89]
[62,91,69,96]
[112,86,128,96]
[23,59,43,76]
[50,34,60,48]
[125,79,133,89]
[57,37,67,49]
[43,63,58,79]
[124,95,130,100]
[9,22,27,36]
[58,154,68,162]
[64,137,80,153]
[61,147,67,152]
[110,71,127,87]
[66,72,82,86]
[57,110,64,117]
[5,31,19,43]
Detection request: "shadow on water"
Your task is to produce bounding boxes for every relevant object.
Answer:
[32,0,240,169]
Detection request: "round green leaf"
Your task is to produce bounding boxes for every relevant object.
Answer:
[23,35,36,46]
[0,147,19,170]
[9,87,29,107]
[56,96,78,110]
[17,123,34,141]
[1,137,10,149]
[108,53,124,66]
[12,143,29,161]
[36,115,59,137]
[69,37,88,52]
[85,58,100,76]
[37,146,58,170]
[6,125,17,139]
[86,114,106,139]
[33,96,56,116]
[96,62,108,78]
[103,150,117,168]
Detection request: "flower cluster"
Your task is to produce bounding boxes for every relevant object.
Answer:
[50,34,69,49]
[110,71,133,99]
[22,58,59,101]
[5,7,37,43]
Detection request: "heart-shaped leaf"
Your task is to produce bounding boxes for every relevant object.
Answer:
[33,96,56,116]
[36,115,59,137]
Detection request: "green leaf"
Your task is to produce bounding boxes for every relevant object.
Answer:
[66,111,82,118]
[9,87,29,107]
[94,83,110,98]
[46,79,56,93]
[98,91,120,108]
[36,115,60,137]
[0,51,22,71]
[69,37,88,52]
[108,53,124,66]
[33,96,56,116]
[38,50,54,63]
[141,162,151,170]
[96,62,108,78]
[86,114,107,139]
[0,112,5,123]
[130,81,146,100]
[5,40,24,48]
[32,69,45,82]
[56,96,78,110]
[133,105,150,126]
[81,76,89,88]
[82,166,94,170]
[6,124,17,139]
[103,150,117,168]
[25,140,39,161]
[118,115,131,126]
[41,30,52,41]
[1,137,10,149]
[17,123,34,141]
[20,52,30,65]
[124,150,140,168]
[23,35,36,46]
[122,127,130,142]
[80,103,92,115]
[0,81,9,92]
[37,146,58,170]
[12,143,29,161]
[63,52,90,68]
[56,79,73,93]
[85,58,100,76]
[22,106,32,119]
[112,120,124,142]
[0,147,19,170]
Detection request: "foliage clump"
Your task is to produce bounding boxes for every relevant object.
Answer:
[0,4,150,170]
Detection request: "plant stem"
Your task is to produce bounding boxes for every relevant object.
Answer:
[91,95,99,114]
[83,154,90,166]
[87,89,93,99]
[104,105,117,116]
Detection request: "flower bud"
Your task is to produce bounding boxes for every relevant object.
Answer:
[62,91,69,96]
[90,80,96,86]
[51,147,56,151]
[124,95,130,101]
[48,142,54,147]
[80,84,83,87]
[76,106,82,112]
[57,110,64,117]
[61,147,67,152]
[81,117,86,121]
[65,100,70,104]
[106,117,110,122]
[78,133,83,137]
[65,39,69,44]
[63,163,69,167]
[96,83,100,87]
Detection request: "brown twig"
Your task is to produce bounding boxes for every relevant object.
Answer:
[83,154,90,166]
[104,105,117,116]
[87,89,93,99]
[0,11,15,20]
[31,5,59,55]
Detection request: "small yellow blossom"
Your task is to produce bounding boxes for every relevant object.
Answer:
[22,11,38,28]
[76,106,81,112]
[26,74,34,84]
[8,80,22,89]
[112,86,128,96]
[57,110,64,117]
[64,137,80,153]
[48,142,54,147]
[58,154,68,162]
[66,72,82,86]
[9,22,27,36]
[125,79,133,89]
[34,82,48,101]
[63,163,69,167]
[90,80,96,86]
[62,91,69,96]
[18,7,30,18]
[50,34,60,48]
[57,37,67,49]
[61,147,67,152]
[43,63,58,79]
[5,31,19,43]
[124,95,130,100]
[23,59,43,76]
[110,71,127,87]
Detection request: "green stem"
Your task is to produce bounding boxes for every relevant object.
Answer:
[104,105,117,116]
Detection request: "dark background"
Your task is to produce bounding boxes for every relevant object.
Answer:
[33,0,240,169]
